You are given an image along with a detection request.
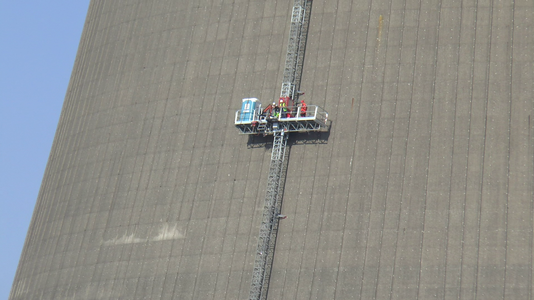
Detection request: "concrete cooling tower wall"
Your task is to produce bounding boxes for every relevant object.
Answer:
[11,0,533,299]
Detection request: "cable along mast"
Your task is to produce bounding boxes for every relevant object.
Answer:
[234,1,328,300]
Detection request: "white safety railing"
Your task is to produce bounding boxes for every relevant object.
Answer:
[235,109,261,124]
[235,105,328,125]
[278,105,328,124]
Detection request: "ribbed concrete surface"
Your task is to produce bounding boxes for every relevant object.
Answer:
[11,0,533,299]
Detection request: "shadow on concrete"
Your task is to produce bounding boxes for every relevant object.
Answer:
[246,122,331,149]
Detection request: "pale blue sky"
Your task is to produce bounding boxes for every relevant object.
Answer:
[0,1,90,298]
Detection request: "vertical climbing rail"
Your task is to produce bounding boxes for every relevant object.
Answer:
[259,138,290,300]
[292,0,312,101]
[280,0,311,101]
[249,1,313,299]
[249,131,288,300]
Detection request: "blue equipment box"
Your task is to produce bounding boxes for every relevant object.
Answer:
[240,98,258,122]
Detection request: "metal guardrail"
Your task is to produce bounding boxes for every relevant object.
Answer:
[235,105,328,126]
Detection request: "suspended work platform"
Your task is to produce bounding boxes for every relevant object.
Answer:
[235,98,329,135]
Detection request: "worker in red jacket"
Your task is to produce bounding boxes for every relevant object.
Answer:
[300,100,307,117]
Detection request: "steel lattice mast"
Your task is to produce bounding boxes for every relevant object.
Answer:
[248,1,313,299]
[280,1,310,101]
[248,130,288,300]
